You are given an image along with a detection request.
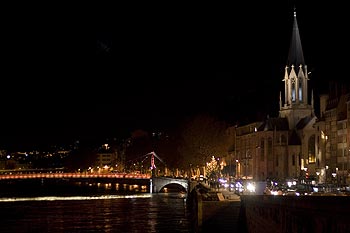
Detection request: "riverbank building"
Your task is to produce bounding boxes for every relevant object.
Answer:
[230,10,349,186]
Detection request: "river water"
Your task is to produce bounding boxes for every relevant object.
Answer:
[0,180,193,233]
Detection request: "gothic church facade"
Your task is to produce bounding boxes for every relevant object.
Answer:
[231,11,323,183]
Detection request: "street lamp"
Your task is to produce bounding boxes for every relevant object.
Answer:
[321,131,329,185]
[336,167,339,187]
[332,172,337,187]
[325,165,329,186]
[315,170,320,182]
[302,167,308,184]
[234,124,238,179]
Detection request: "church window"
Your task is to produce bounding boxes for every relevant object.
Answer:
[308,135,316,163]
[292,153,295,165]
[298,78,303,101]
[291,77,296,102]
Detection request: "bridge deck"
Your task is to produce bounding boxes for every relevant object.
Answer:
[0,173,150,180]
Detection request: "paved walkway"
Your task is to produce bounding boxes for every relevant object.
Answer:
[196,182,245,232]
[200,182,241,201]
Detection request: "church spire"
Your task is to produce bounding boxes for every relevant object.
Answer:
[287,10,305,68]
[279,8,315,129]
[283,9,308,106]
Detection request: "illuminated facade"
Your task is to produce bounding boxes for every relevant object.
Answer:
[95,143,118,172]
[229,11,344,184]
[318,85,349,185]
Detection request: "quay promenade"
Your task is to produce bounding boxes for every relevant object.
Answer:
[190,182,350,233]
[189,182,246,233]
[241,195,350,233]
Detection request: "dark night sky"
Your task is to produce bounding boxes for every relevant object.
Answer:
[1,2,348,149]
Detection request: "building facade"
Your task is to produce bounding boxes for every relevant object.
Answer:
[230,11,350,186]
[95,143,118,172]
[317,84,349,185]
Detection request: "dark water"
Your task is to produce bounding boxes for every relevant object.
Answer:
[0,180,192,233]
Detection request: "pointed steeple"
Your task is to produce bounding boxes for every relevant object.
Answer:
[287,10,305,68]
[279,8,315,129]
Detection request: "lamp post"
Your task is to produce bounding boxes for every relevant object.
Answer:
[234,125,238,179]
[341,139,346,185]
[332,171,337,188]
[316,171,320,184]
[325,165,329,187]
[336,167,339,187]
[303,167,308,184]
[321,132,329,185]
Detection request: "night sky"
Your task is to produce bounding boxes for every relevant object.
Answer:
[1,2,348,150]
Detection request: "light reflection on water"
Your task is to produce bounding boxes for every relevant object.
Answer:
[0,181,192,233]
[0,193,152,202]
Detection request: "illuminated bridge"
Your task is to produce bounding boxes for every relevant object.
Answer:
[0,172,149,180]
[0,172,192,193]
[150,176,191,193]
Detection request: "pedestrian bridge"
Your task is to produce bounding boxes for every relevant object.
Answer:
[0,172,150,180]
[0,172,194,194]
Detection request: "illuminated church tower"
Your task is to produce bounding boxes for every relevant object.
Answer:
[279,11,315,129]
[231,10,319,183]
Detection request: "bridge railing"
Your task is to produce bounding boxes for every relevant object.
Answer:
[0,172,151,180]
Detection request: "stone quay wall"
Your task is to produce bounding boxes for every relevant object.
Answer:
[240,195,350,233]
[188,186,245,233]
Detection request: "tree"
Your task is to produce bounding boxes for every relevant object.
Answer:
[206,155,220,179]
[178,114,231,170]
